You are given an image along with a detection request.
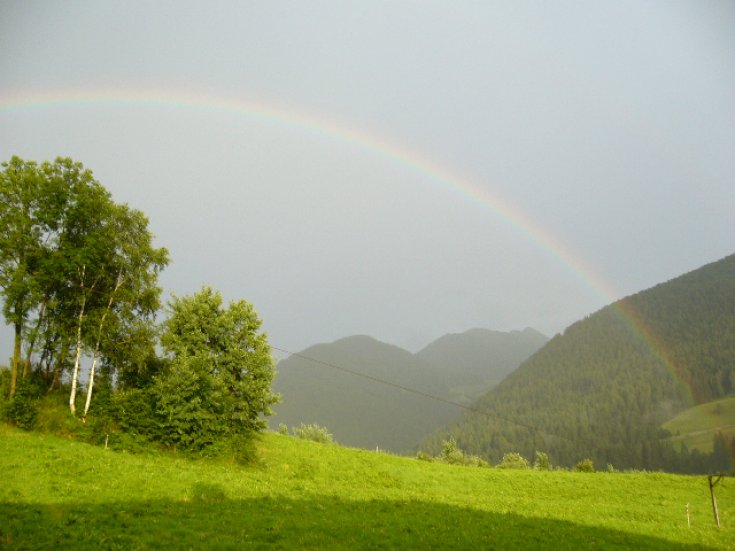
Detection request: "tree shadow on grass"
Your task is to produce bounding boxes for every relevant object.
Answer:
[0,485,724,550]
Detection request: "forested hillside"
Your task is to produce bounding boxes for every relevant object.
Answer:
[271,329,546,452]
[424,254,735,473]
[417,328,548,404]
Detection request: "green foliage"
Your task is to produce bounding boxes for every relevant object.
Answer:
[110,387,159,440]
[152,287,279,453]
[293,422,335,444]
[534,451,551,471]
[0,156,167,418]
[575,459,595,473]
[0,368,9,403]
[2,377,40,429]
[498,452,530,469]
[154,354,225,452]
[441,436,462,464]
[277,423,289,435]
[439,437,488,467]
[32,390,85,436]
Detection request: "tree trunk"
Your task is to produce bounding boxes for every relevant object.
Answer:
[9,320,22,399]
[50,338,69,391]
[82,353,99,423]
[23,301,47,379]
[83,276,121,421]
[69,293,87,416]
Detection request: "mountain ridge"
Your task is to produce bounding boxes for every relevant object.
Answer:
[271,327,548,452]
[423,253,735,473]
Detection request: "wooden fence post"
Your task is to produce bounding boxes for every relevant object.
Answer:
[708,475,723,528]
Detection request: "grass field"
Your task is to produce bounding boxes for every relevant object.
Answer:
[1,424,734,550]
[663,396,735,453]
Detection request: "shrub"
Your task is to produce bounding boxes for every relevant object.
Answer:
[293,423,335,444]
[439,438,488,467]
[441,437,465,465]
[464,454,489,468]
[277,423,289,435]
[416,450,435,462]
[497,452,530,469]
[111,388,159,440]
[2,377,42,430]
[534,451,551,470]
[575,458,595,472]
[0,367,10,399]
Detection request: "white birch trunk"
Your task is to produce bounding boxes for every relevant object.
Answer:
[69,266,87,416]
[83,274,123,421]
[82,353,99,423]
[69,292,86,416]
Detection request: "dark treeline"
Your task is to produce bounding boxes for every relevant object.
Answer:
[423,254,735,474]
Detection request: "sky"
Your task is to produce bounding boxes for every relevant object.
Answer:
[1,1,734,357]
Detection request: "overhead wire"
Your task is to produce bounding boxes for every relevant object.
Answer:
[270,345,597,448]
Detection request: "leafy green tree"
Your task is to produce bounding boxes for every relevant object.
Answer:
[80,204,168,420]
[0,157,168,413]
[0,157,51,398]
[153,287,279,451]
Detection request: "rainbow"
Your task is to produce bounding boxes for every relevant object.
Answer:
[0,87,693,403]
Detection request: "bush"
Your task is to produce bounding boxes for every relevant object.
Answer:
[293,423,335,444]
[464,454,489,468]
[277,423,289,435]
[439,437,488,467]
[111,387,159,440]
[2,377,42,430]
[534,451,551,471]
[441,437,465,465]
[416,450,435,462]
[575,458,595,472]
[0,367,10,400]
[497,452,530,469]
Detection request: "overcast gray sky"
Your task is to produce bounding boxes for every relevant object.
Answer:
[1,1,734,356]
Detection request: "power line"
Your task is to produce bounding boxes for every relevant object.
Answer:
[270,345,591,448]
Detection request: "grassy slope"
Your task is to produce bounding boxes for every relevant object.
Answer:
[663,396,735,453]
[1,426,733,550]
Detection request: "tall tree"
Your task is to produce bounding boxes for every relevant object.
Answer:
[154,287,279,450]
[0,157,168,411]
[81,205,168,420]
[0,158,53,398]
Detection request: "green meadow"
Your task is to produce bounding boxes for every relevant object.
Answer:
[663,397,735,454]
[1,425,733,550]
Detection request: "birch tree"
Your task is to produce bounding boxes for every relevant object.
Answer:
[81,205,168,420]
[0,157,168,414]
